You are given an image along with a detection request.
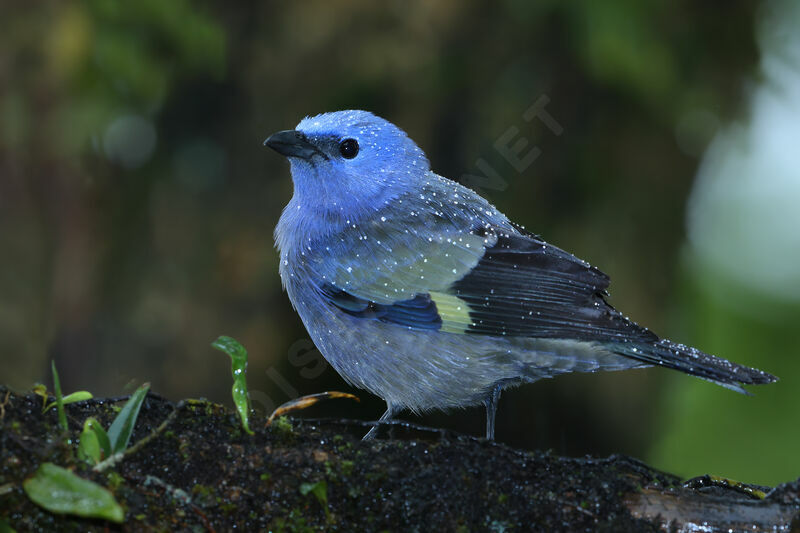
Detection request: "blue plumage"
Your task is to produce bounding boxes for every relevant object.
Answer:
[317,283,442,330]
[266,110,776,440]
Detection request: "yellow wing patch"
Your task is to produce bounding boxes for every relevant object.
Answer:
[429,291,472,334]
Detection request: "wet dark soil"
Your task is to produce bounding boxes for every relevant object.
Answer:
[1,387,797,532]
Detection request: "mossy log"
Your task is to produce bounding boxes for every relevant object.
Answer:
[0,387,797,531]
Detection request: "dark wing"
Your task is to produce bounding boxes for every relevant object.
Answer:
[314,222,656,344]
[448,231,657,342]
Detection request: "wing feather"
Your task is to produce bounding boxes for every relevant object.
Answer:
[448,231,657,342]
[312,218,654,343]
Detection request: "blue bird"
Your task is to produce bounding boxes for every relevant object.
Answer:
[265,110,776,440]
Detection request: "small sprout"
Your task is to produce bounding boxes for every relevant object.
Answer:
[78,418,111,465]
[32,383,47,408]
[78,386,149,471]
[299,480,330,521]
[23,463,124,523]
[50,361,68,432]
[43,391,93,413]
[212,336,254,435]
[266,391,359,425]
[78,419,101,464]
[35,373,94,421]
[107,383,150,454]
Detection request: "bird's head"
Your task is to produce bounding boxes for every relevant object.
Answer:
[265,110,429,224]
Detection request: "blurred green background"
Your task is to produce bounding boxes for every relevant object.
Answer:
[1,0,797,485]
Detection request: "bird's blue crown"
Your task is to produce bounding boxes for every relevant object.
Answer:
[276,110,430,242]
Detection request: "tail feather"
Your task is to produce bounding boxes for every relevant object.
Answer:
[610,339,777,394]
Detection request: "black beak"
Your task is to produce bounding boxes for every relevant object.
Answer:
[264,130,325,160]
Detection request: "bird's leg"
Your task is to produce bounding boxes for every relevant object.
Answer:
[484,384,503,440]
[363,404,398,440]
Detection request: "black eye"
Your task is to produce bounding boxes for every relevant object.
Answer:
[339,138,359,159]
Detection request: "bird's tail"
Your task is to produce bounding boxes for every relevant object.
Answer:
[608,339,777,394]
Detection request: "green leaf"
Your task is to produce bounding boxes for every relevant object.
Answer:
[22,463,124,523]
[78,419,101,464]
[92,420,112,458]
[106,384,150,454]
[299,480,330,521]
[50,361,67,432]
[212,336,254,435]
[32,383,48,407]
[32,383,47,400]
[0,517,17,533]
[63,391,93,402]
[44,391,94,413]
[300,480,328,505]
[78,418,112,464]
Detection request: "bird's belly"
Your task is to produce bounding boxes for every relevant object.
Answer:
[285,280,521,411]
